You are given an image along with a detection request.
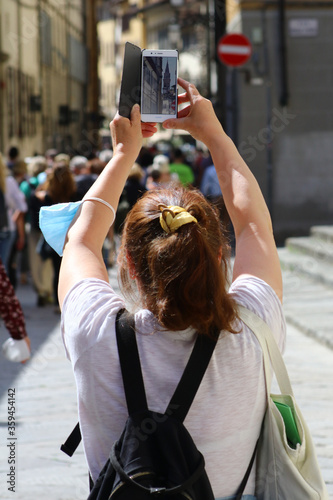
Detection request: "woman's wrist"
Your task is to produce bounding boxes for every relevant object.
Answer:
[107,150,136,175]
[206,129,231,157]
[112,148,138,166]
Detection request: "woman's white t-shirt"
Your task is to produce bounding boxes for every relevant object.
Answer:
[61,275,286,498]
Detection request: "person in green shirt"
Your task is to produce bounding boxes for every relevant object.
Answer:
[169,148,195,186]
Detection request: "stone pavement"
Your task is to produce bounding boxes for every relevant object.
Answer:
[0,264,332,499]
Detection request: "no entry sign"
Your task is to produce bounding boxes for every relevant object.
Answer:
[217,33,252,67]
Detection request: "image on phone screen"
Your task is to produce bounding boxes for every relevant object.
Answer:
[141,51,178,122]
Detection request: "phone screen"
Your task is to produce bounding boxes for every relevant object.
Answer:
[141,51,178,122]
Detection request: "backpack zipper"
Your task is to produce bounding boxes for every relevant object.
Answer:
[109,471,154,497]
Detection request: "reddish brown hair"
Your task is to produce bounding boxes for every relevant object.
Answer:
[43,162,77,203]
[118,185,238,339]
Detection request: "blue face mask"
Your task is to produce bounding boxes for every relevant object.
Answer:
[39,201,83,256]
[39,197,116,256]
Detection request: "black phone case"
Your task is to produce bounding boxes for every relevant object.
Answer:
[118,42,142,118]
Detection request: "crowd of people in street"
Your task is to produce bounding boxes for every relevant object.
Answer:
[0,139,226,361]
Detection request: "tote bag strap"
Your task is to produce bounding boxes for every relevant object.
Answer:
[237,305,294,398]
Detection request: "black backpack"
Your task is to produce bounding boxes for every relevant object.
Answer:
[62,309,256,499]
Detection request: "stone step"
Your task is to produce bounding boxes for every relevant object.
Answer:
[278,247,333,288]
[281,268,333,350]
[310,225,333,244]
[285,235,333,264]
[279,225,333,350]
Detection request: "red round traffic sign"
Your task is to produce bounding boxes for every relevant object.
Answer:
[217,33,252,67]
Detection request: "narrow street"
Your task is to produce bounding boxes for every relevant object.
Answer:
[0,258,332,499]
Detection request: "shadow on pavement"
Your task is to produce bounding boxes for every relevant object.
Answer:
[0,282,61,403]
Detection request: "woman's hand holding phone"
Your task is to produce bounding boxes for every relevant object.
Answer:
[141,120,158,138]
[110,105,157,162]
[163,77,224,150]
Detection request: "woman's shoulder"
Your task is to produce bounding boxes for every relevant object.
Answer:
[61,278,125,362]
[63,277,123,312]
[62,278,126,337]
[229,275,286,350]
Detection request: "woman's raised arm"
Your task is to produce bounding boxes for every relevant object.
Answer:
[58,105,157,307]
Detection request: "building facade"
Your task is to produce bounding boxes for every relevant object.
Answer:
[226,0,333,241]
[0,0,89,158]
[97,0,144,129]
[96,0,333,241]
[97,0,216,125]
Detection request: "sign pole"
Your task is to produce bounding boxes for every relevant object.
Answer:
[214,0,227,129]
[262,9,274,220]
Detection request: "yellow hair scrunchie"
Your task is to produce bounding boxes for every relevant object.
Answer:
[158,204,198,234]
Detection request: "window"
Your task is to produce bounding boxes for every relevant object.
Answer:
[40,10,52,66]
[6,67,36,138]
[69,36,87,83]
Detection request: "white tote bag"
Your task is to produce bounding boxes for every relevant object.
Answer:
[238,305,329,500]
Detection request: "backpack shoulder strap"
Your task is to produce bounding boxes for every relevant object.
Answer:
[116,309,218,421]
[61,308,147,456]
[115,308,148,414]
[167,331,218,422]
[60,422,81,457]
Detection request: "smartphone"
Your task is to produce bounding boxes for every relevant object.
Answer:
[141,49,178,123]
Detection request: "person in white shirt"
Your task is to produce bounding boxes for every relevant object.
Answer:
[0,154,27,272]
[59,78,284,499]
